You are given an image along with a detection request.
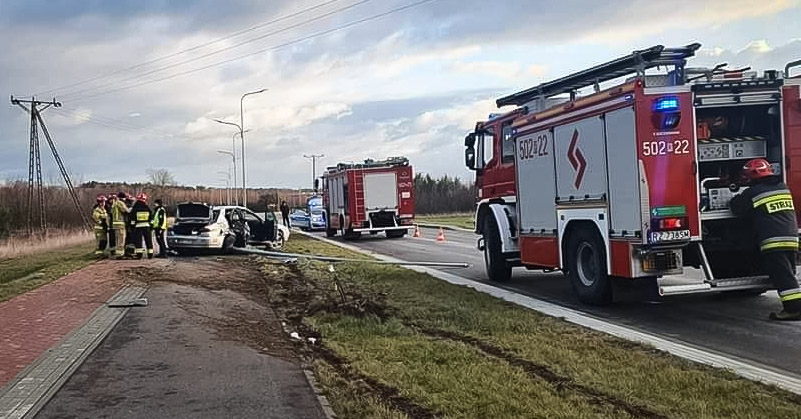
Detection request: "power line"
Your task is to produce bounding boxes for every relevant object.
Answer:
[66,0,441,103]
[32,0,341,97]
[60,0,372,100]
[50,108,176,138]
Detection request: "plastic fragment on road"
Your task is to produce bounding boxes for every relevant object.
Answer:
[290,332,301,340]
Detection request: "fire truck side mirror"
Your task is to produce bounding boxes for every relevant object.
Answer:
[464,133,479,170]
[314,178,320,191]
[465,147,476,170]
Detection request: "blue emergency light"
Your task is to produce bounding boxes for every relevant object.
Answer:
[654,97,679,112]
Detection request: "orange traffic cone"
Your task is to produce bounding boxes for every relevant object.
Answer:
[436,227,446,243]
[413,225,422,238]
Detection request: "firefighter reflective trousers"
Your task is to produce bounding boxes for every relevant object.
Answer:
[113,226,126,256]
[763,250,801,312]
[154,228,167,256]
[94,229,107,257]
[133,227,154,258]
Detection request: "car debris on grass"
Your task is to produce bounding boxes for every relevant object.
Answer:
[261,234,801,419]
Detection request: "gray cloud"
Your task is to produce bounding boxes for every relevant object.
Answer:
[1,0,798,188]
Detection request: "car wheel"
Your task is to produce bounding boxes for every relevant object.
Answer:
[482,216,511,282]
[566,227,612,305]
[272,230,286,250]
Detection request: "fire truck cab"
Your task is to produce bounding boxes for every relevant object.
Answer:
[466,43,801,304]
[322,157,415,240]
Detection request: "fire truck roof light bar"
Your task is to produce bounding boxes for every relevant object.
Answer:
[326,156,409,172]
[496,43,702,107]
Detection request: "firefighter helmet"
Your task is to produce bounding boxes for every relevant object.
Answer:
[96,194,107,203]
[117,192,128,199]
[743,158,773,181]
[136,193,148,202]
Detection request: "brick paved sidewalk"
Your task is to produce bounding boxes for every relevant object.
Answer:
[0,260,150,389]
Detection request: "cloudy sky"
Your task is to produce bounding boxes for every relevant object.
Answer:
[1,0,800,189]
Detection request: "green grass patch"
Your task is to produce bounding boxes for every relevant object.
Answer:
[416,214,474,230]
[274,235,801,418]
[0,243,95,302]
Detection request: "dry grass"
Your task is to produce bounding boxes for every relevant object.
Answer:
[0,229,93,260]
[416,213,475,230]
[0,242,94,302]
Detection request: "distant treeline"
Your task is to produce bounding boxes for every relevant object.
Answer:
[0,181,299,238]
[414,174,475,215]
[0,176,476,237]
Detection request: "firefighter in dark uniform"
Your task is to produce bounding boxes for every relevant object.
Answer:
[730,158,801,321]
[124,193,137,257]
[151,199,168,258]
[131,193,154,259]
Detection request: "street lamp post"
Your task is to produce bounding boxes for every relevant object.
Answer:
[303,154,324,193]
[217,150,235,204]
[217,170,231,205]
[215,88,266,208]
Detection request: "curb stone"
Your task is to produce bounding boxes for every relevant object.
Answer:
[0,285,148,419]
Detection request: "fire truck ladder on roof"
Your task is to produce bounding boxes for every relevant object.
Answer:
[496,43,702,108]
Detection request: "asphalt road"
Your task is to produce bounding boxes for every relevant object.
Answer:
[314,226,801,378]
[37,281,326,419]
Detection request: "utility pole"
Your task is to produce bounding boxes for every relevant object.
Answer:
[10,96,90,235]
[303,154,324,193]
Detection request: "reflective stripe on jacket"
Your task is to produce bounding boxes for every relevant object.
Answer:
[92,206,107,230]
[111,200,129,227]
[151,207,167,230]
[730,177,799,252]
[131,201,152,228]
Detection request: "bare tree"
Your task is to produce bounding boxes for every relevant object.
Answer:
[146,169,177,187]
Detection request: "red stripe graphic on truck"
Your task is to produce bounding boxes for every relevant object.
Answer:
[567,129,587,189]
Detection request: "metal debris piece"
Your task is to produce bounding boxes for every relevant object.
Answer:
[107,298,149,308]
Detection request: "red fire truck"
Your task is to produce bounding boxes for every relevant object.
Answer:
[464,43,801,304]
[322,157,415,239]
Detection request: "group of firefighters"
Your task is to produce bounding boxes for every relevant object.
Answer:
[90,192,168,259]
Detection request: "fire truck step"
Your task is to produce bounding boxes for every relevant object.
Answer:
[659,276,771,297]
[709,276,772,290]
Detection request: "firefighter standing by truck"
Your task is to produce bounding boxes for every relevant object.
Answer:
[151,199,168,258]
[131,193,154,259]
[731,158,801,321]
[110,192,130,258]
[91,195,109,258]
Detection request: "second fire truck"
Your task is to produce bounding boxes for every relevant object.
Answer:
[322,157,415,239]
[465,43,801,304]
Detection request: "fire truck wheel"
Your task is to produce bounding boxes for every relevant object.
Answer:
[325,227,337,238]
[341,216,361,240]
[483,217,511,282]
[566,227,612,305]
[387,230,406,239]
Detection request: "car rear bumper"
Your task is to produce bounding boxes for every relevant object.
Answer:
[167,235,224,248]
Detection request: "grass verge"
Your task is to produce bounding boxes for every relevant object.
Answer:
[416,213,474,230]
[264,235,801,418]
[0,243,95,302]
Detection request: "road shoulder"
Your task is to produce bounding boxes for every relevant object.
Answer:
[35,258,328,419]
